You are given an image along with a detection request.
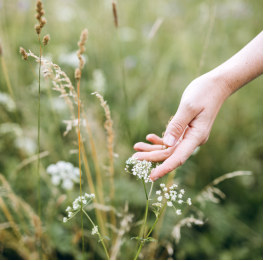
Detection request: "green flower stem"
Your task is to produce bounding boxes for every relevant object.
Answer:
[134,204,166,260]
[82,209,110,260]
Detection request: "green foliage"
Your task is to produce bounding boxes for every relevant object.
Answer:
[0,0,262,260]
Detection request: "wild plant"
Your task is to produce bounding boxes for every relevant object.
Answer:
[125,157,192,259]
[0,0,259,260]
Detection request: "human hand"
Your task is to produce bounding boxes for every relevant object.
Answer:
[133,73,230,181]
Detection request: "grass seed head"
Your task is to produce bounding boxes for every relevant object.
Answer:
[75,68,81,80]
[19,47,28,60]
[40,17,47,28]
[42,34,50,45]
[35,24,41,34]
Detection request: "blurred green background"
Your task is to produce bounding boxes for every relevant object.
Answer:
[0,0,262,259]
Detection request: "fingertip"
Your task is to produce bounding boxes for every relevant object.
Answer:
[163,133,176,147]
[146,134,153,141]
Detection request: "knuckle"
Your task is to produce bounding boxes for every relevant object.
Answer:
[169,121,185,135]
[200,134,209,145]
[163,149,171,157]
[163,166,174,175]
[177,157,187,167]
[183,101,197,114]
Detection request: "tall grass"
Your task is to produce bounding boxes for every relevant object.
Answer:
[0,0,262,260]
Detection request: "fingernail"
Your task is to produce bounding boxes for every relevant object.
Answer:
[151,176,159,181]
[164,133,176,147]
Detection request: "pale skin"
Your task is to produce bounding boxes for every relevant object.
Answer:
[133,31,263,181]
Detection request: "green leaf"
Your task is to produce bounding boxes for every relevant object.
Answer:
[98,236,110,242]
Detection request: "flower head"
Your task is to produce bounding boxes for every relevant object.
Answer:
[92,226,98,235]
[46,161,81,190]
[180,189,185,194]
[125,157,159,183]
[167,201,173,207]
[176,209,182,215]
[63,193,95,222]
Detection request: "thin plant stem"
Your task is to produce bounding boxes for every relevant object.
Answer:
[115,29,131,143]
[138,180,153,249]
[0,56,14,99]
[82,209,110,260]
[134,204,166,260]
[142,178,148,200]
[77,78,85,259]
[27,60,39,83]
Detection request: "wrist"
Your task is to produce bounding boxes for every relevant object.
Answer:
[207,67,235,101]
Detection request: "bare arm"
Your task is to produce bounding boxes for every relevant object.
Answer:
[133,31,263,181]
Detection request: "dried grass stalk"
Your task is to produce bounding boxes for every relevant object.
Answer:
[27,49,108,237]
[110,202,134,260]
[92,92,115,198]
[196,171,252,206]
[172,216,204,244]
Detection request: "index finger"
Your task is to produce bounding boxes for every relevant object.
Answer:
[149,128,201,181]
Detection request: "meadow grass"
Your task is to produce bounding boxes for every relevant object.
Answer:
[0,0,262,260]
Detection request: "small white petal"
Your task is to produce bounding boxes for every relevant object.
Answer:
[176,209,182,215]
[167,201,173,207]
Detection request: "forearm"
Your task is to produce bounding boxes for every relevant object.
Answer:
[210,31,263,98]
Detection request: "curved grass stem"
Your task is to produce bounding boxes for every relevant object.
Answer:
[82,209,110,260]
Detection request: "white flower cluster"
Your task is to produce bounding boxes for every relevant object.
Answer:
[0,91,16,112]
[92,225,99,235]
[125,157,159,183]
[63,193,95,222]
[155,183,192,215]
[46,161,81,190]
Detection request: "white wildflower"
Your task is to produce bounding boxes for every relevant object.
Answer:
[160,183,165,188]
[178,194,183,199]
[156,190,161,195]
[187,198,192,205]
[176,209,182,215]
[167,201,173,207]
[92,226,98,235]
[62,179,74,190]
[171,195,177,201]
[125,157,157,183]
[68,212,73,218]
[66,206,72,212]
[73,203,80,210]
[178,200,183,204]
[165,193,170,199]
[46,161,81,190]
[152,202,163,208]
[180,189,185,194]
[157,196,163,202]
[163,187,168,192]
[63,217,67,223]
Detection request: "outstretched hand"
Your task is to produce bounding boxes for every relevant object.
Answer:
[133,73,229,181]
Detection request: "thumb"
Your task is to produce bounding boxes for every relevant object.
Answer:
[163,104,197,147]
